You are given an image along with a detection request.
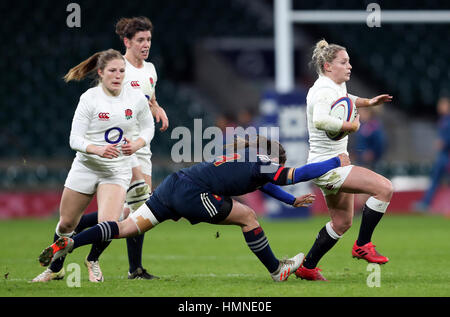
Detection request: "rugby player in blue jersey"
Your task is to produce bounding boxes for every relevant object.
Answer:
[38,136,350,282]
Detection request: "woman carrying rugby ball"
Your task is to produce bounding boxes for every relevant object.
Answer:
[296,39,393,281]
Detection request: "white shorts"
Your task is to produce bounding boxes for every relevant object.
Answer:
[65,158,132,195]
[313,165,354,196]
[131,152,152,176]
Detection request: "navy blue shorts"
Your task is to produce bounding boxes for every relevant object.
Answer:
[146,172,233,225]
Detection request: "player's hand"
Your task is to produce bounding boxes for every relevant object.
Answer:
[96,144,120,159]
[292,194,316,207]
[122,137,141,156]
[369,94,393,107]
[337,153,351,167]
[150,101,169,132]
[156,106,169,132]
[349,114,360,133]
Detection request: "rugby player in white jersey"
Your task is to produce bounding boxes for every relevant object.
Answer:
[36,17,165,282]
[113,16,168,280]
[295,40,394,281]
[31,49,154,282]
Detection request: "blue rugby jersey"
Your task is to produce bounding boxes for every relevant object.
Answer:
[179,148,340,197]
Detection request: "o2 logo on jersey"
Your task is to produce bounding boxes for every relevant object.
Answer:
[98,112,110,121]
[104,127,123,144]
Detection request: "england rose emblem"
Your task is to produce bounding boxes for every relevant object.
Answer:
[125,109,133,120]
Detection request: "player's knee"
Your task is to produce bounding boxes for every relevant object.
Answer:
[57,219,76,235]
[242,206,259,228]
[332,217,352,235]
[380,178,394,201]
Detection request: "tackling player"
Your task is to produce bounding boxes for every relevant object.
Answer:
[38,136,350,282]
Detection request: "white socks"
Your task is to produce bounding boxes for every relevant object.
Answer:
[366,196,390,213]
[325,221,343,240]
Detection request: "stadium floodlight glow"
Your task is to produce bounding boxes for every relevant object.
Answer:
[274,0,450,92]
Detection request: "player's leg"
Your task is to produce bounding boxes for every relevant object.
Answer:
[296,192,353,281]
[74,212,98,233]
[126,166,156,279]
[83,183,126,282]
[38,204,155,267]
[219,200,303,282]
[340,166,392,264]
[32,188,93,282]
[58,187,95,234]
[51,188,94,270]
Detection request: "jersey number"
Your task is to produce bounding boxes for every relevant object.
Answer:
[213,153,241,166]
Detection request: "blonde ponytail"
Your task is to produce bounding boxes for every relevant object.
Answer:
[63,49,124,83]
[63,52,102,82]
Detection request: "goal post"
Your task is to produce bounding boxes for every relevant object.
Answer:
[274,0,450,92]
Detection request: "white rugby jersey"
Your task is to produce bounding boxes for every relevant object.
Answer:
[123,58,158,157]
[69,85,154,172]
[306,75,358,163]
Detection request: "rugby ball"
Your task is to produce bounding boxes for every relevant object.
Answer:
[326,97,357,141]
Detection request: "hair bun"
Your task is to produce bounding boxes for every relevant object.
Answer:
[316,39,329,50]
[115,18,131,37]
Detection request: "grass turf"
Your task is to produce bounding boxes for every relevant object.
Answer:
[1,214,449,297]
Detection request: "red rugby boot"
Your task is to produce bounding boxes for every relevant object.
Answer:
[295,265,328,281]
[352,241,389,264]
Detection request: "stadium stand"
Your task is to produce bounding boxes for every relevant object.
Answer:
[1,0,448,193]
[0,0,272,188]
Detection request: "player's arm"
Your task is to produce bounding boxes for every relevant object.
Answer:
[269,153,350,186]
[352,94,393,108]
[149,92,169,132]
[69,98,120,159]
[313,89,360,133]
[312,88,350,133]
[123,95,155,156]
[259,183,315,208]
[259,183,296,205]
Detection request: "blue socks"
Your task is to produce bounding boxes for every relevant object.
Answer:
[72,212,112,262]
[73,221,119,249]
[126,234,145,273]
[87,241,111,262]
[74,212,98,234]
[243,227,279,273]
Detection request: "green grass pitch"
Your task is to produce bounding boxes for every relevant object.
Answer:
[1,214,449,297]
